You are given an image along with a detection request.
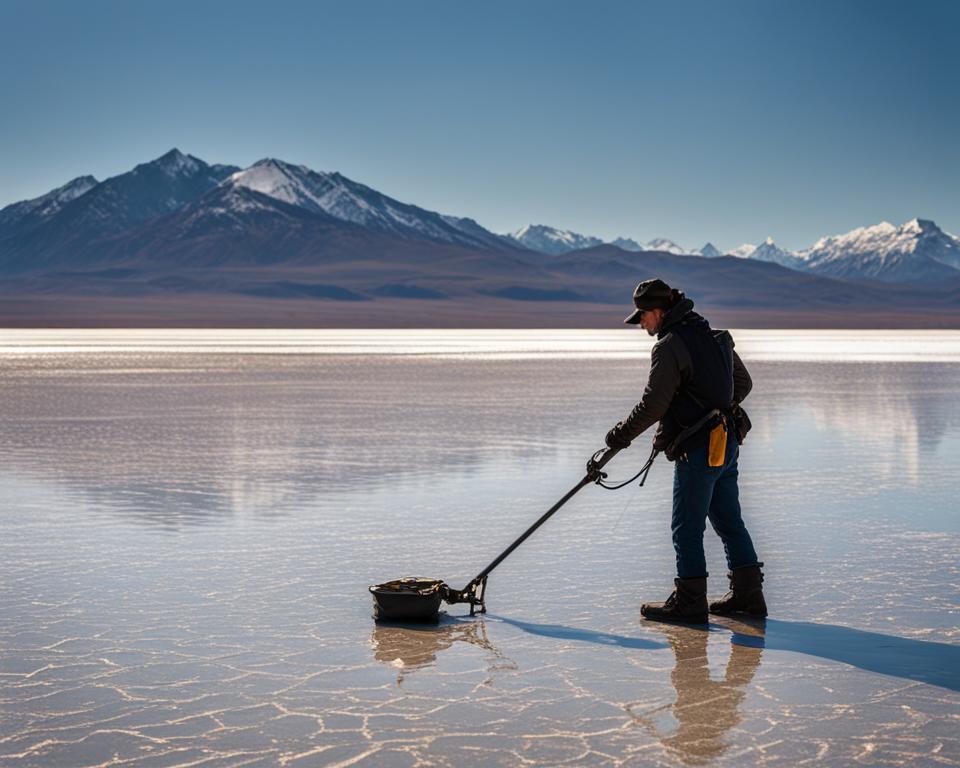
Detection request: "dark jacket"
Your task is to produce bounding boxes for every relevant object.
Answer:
[615,297,752,452]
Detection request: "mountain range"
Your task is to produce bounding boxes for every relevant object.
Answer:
[1,149,958,328]
[506,221,960,285]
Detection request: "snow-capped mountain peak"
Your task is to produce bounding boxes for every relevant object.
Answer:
[227,159,317,208]
[644,237,686,254]
[50,174,97,198]
[728,243,756,258]
[228,160,395,222]
[225,158,509,250]
[149,148,203,177]
[902,217,939,235]
[693,242,722,258]
[745,237,801,268]
[611,237,644,251]
[31,175,98,214]
[0,175,99,228]
[508,224,603,255]
[799,218,960,281]
[800,219,952,263]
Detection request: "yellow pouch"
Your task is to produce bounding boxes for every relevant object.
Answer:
[708,422,727,467]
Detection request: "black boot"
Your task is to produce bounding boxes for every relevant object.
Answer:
[709,563,767,617]
[641,577,708,624]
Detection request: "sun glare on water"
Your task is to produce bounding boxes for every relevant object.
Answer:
[2,328,960,362]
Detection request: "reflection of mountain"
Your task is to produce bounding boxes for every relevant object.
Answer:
[371,618,509,685]
[628,622,762,765]
[5,344,959,527]
[750,360,960,484]
[822,366,958,452]
[0,351,603,528]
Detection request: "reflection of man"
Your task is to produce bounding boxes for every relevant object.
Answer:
[630,624,763,765]
[605,279,767,623]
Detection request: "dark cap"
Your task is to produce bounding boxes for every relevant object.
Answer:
[624,278,674,324]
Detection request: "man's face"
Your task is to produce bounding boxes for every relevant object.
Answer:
[638,307,664,336]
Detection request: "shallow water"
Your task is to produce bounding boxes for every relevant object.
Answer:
[1,329,958,767]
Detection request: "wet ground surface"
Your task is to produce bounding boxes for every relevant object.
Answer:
[1,330,958,767]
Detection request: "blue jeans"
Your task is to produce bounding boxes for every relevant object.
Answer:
[671,431,759,578]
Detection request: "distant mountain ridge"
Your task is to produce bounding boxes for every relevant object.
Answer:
[798,219,960,282]
[508,224,603,255]
[0,175,99,229]
[0,150,240,271]
[510,225,689,256]
[226,159,514,251]
[692,243,722,258]
[1,149,959,328]
[506,220,960,283]
[726,220,960,283]
[3,149,958,283]
[0,149,529,275]
[743,237,802,269]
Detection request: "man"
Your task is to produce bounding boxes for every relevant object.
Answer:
[605,278,767,623]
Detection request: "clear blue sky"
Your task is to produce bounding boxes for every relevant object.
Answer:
[1,0,957,251]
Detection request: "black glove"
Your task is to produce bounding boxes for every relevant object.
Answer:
[605,422,633,449]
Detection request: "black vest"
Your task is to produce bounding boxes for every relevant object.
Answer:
[660,312,734,448]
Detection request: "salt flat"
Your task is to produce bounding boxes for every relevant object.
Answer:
[1,329,958,767]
